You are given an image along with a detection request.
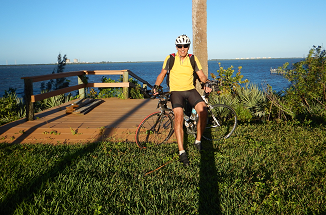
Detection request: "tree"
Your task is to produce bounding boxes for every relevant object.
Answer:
[284,46,326,120]
[41,53,69,92]
[192,0,208,94]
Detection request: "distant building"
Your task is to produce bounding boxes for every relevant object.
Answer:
[74,59,78,63]
[66,59,71,63]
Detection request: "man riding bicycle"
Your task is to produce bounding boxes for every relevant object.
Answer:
[152,34,211,166]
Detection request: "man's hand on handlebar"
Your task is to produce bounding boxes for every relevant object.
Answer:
[204,80,213,94]
[151,85,162,96]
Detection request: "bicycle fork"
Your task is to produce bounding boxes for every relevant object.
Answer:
[206,104,221,128]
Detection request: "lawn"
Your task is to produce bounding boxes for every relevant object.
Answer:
[0,121,325,214]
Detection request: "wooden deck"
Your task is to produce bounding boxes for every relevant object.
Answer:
[0,98,173,144]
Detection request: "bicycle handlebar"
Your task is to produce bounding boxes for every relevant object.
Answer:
[149,79,220,99]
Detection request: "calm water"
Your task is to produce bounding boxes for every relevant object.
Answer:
[0,58,303,97]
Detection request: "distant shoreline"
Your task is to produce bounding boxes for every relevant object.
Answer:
[0,57,304,67]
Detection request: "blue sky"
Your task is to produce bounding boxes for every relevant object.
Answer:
[1,0,325,65]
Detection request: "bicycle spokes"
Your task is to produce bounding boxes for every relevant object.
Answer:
[136,112,174,148]
[202,104,237,141]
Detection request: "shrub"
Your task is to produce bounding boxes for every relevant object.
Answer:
[41,54,70,92]
[209,63,266,122]
[236,83,267,119]
[210,62,248,95]
[0,88,25,125]
[34,93,72,112]
[98,77,144,99]
[283,46,326,121]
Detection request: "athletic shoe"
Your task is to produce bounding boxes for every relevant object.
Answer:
[179,152,190,166]
[194,141,202,151]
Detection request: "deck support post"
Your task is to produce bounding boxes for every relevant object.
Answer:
[24,78,34,121]
[78,75,87,99]
[123,71,129,99]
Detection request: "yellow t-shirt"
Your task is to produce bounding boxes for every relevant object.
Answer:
[162,53,202,92]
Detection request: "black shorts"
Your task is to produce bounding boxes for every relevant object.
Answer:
[170,89,204,109]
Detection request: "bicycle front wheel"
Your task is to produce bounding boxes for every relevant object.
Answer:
[202,104,237,141]
[135,111,174,149]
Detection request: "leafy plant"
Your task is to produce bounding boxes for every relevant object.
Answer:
[128,78,144,99]
[98,76,144,99]
[35,54,72,112]
[41,54,70,92]
[97,77,121,98]
[236,83,267,119]
[35,92,72,112]
[0,88,25,125]
[283,45,326,121]
[210,62,249,95]
[209,64,266,122]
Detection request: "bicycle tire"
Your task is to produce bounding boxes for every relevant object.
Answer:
[202,104,237,141]
[135,111,174,149]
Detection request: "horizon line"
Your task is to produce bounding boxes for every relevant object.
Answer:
[1,57,305,66]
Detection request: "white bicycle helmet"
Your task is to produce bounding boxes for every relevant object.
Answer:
[175,34,191,45]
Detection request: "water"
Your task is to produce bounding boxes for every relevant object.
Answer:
[0,58,303,97]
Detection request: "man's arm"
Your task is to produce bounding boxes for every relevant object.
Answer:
[154,69,168,86]
[152,69,168,94]
[196,69,208,83]
[196,69,212,93]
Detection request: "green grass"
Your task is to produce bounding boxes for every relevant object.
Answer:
[1,122,325,214]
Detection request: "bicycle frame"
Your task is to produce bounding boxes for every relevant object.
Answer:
[136,80,237,148]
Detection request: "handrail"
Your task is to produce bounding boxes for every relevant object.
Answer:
[21,70,152,121]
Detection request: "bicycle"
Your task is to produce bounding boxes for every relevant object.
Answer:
[135,80,237,149]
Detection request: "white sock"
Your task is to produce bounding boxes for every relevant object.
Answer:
[195,140,201,144]
[179,150,185,155]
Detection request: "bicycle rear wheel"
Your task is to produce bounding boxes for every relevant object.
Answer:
[202,104,237,141]
[135,111,174,149]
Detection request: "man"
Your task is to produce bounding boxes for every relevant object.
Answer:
[153,34,211,166]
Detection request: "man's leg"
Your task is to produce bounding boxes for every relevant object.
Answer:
[173,107,190,166]
[173,107,184,151]
[195,101,208,142]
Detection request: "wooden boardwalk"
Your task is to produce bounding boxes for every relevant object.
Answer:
[0,98,171,144]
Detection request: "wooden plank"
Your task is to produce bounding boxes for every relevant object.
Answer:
[86,82,130,88]
[0,98,161,144]
[21,71,85,82]
[73,100,103,115]
[83,70,124,75]
[31,84,86,102]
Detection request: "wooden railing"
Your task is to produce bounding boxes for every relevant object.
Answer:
[21,70,153,121]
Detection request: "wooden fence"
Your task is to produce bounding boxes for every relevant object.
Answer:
[21,70,153,121]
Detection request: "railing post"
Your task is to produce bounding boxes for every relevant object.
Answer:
[123,71,129,99]
[78,74,87,99]
[24,78,34,121]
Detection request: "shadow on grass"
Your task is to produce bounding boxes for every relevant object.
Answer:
[184,129,222,214]
[0,98,154,214]
[198,139,222,214]
[0,141,101,214]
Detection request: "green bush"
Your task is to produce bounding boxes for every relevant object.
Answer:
[34,93,72,112]
[210,62,248,95]
[41,54,70,92]
[236,83,267,119]
[283,45,326,121]
[209,64,267,122]
[97,77,120,98]
[98,76,144,99]
[0,88,25,125]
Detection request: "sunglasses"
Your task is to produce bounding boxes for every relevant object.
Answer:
[176,44,189,49]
